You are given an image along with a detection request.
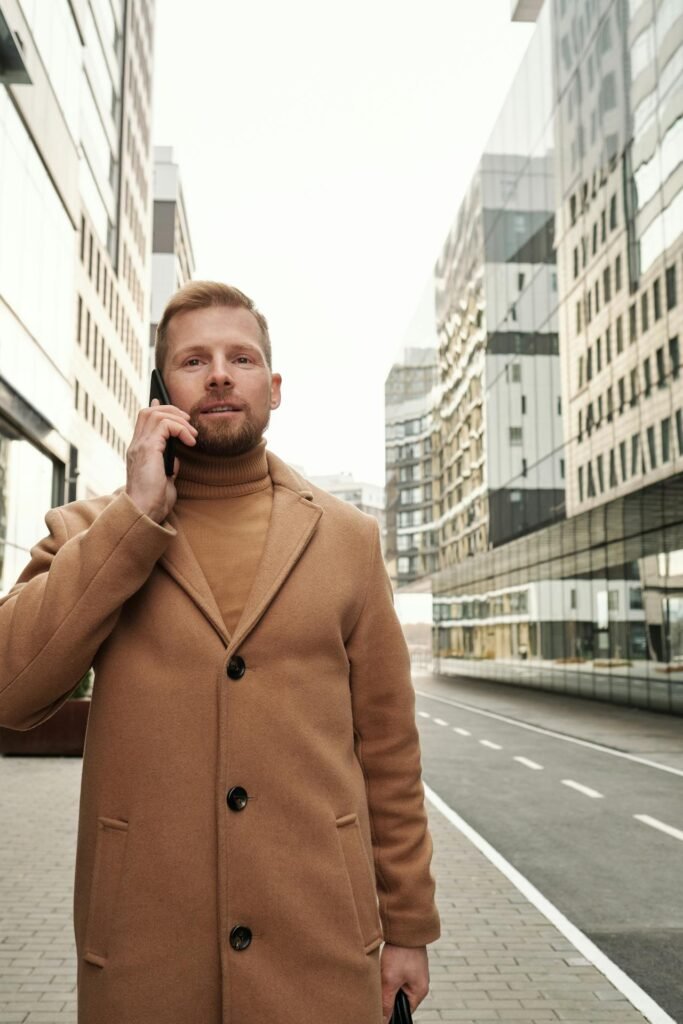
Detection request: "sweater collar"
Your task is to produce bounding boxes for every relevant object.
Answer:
[175,438,270,499]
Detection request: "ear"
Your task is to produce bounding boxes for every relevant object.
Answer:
[270,373,282,409]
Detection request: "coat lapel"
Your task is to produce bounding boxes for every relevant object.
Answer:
[159,512,231,645]
[226,451,322,655]
[157,449,323,652]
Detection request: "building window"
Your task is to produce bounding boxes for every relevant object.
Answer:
[573,247,579,278]
[662,417,671,462]
[578,465,584,502]
[595,279,600,313]
[656,346,666,388]
[511,363,521,383]
[610,193,617,229]
[587,347,593,380]
[607,386,614,421]
[606,326,612,362]
[596,337,602,371]
[570,194,577,225]
[597,454,604,493]
[647,425,657,469]
[619,440,627,480]
[587,462,596,497]
[641,292,649,333]
[521,395,527,414]
[578,355,584,387]
[615,254,622,290]
[618,376,626,413]
[631,433,640,476]
[643,357,652,397]
[654,278,662,320]
[603,266,611,302]
[592,222,598,255]
[601,209,606,243]
[509,427,523,445]
[587,291,592,323]
[578,409,583,441]
[576,301,582,334]
[666,265,677,309]
[609,449,617,487]
[74,379,80,410]
[677,410,683,455]
[616,314,623,353]
[597,395,604,424]
[669,336,680,379]
[629,303,637,343]
[630,368,639,405]
[560,458,565,478]
[398,557,410,575]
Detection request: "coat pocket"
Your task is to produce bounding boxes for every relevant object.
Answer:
[335,813,383,954]
[83,816,129,967]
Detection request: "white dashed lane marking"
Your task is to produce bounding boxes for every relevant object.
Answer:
[634,814,683,842]
[514,756,544,770]
[562,779,604,799]
[418,711,431,718]
[453,727,471,736]
[480,740,503,750]
[433,717,449,727]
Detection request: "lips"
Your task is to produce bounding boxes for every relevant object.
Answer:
[199,403,243,414]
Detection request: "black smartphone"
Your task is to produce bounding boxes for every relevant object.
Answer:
[149,369,176,476]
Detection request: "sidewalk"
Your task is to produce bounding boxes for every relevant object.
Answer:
[0,757,651,1024]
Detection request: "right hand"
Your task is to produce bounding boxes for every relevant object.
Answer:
[125,399,198,523]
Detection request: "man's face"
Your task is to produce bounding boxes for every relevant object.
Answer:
[164,305,282,457]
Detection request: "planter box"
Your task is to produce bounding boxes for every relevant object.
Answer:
[0,699,90,756]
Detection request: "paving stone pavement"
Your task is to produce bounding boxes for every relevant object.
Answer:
[0,757,651,1023]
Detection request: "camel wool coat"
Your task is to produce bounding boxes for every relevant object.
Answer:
[0,449,440,1024]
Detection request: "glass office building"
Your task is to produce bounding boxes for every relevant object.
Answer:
[432,0,683,712]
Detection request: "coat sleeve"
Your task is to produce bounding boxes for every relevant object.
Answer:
[345,517,440,947]
[0,491,176,731]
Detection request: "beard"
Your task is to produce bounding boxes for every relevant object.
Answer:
[189,402,270,457]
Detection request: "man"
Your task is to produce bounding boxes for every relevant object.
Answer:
[0,282,440,1023]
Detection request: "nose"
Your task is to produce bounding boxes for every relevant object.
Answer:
[205,359,235,390]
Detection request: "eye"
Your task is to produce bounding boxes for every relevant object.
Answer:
[184,357,202,366]
[235,355,252,364]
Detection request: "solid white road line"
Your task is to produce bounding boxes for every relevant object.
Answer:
[480,739,502,750]
[433,717,449,726]
[416,689,683,778]
[453,727,471,736]
[418,711,431,718]
[514,756,544,770]
[634,814,683,842]
[424,783,677,1024]
[562,779,604,799]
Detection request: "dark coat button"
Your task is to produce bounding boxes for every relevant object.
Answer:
[227,786,248,811]
[227,655,246,680]
[230,925,252,951]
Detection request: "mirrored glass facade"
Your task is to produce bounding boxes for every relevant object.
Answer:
[430,0,683,712]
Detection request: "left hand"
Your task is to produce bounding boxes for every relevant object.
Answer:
[380,943,430,1023]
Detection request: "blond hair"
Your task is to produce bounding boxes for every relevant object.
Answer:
[155,281,272,372]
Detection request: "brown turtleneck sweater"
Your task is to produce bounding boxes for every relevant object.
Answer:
[174,438,273,637]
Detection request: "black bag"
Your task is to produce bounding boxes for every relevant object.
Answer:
[390,988,413,1024]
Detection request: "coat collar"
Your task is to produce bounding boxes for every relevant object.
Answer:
[159,449,322,651]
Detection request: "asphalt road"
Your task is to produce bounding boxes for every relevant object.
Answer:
[415,671,683,1022]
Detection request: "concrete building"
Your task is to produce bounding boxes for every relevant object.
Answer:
[556,0,683,516]
[0,0,156,593]
[150,145,195,354]
[384,347,440,586]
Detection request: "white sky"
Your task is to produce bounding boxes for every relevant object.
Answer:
[152,0,534,486]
